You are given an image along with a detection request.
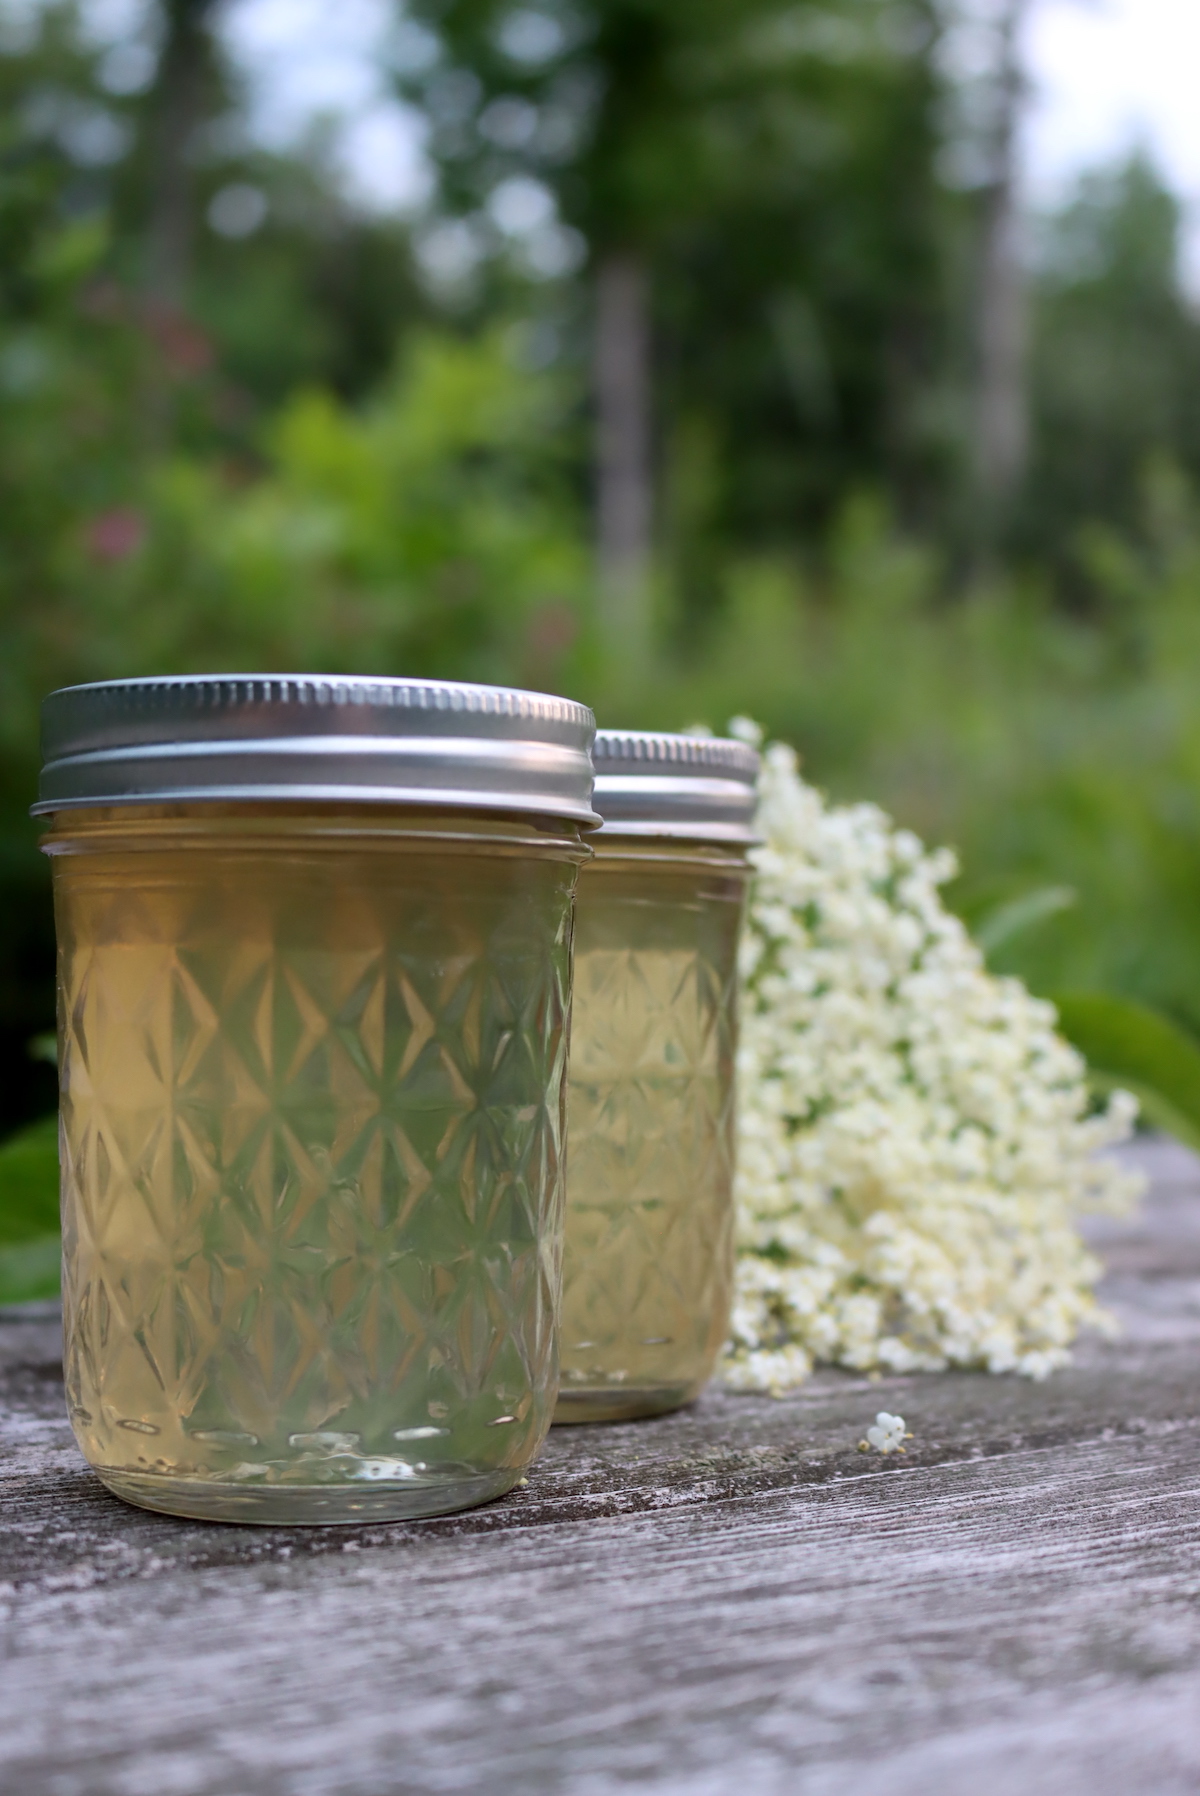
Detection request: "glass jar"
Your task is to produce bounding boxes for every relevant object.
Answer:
[35,677,597,1523]
[556,731,758,1423]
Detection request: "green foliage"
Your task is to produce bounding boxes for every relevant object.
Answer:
[0,1115,60,1244]
[0,1236,61,1304]
[2,320,590,780]
[72,326,590,684]
[974,887,1078,958]
[0,1,428,416]
[0,1115,60,1303]
[577,482,1200,1065]
[1051,994,1200,1156]
[1022,155,1200,573]
[401,0,951,540]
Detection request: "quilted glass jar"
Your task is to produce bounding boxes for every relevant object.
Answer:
[35,677,596,1523]
[556,732,758,1422]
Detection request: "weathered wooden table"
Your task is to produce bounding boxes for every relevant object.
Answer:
[2,1139,1198,1796]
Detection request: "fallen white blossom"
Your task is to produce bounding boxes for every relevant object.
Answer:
[861,1412,911,1454]
[724,723,1144,1394]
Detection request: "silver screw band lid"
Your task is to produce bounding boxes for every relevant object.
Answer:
[34,676,600,826]
[591,730,760,842]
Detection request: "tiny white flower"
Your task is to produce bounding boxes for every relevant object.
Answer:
[863,1411,909,1454]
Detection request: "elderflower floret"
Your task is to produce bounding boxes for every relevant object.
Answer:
[861,1412,910,1454]
[723,726,1144,1393]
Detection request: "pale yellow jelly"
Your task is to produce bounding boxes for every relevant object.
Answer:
[556,840,750,1422]
[47,804,586,1523]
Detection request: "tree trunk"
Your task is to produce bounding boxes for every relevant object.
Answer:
[595,250,653,647]
[148,0,219,305]
[973,0,1030,529]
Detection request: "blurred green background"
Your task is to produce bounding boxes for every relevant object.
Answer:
[5,0,1200,1294]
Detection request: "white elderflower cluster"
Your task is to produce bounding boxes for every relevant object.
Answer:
[724,725,1143,1394]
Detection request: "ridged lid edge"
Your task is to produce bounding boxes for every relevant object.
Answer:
[592,729,759,779]
[41,675,593,739]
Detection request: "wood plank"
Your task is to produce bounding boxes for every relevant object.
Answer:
[1,1142,1198,1794]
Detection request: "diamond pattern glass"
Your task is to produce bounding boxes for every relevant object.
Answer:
[556,846,748,1422]
[49,806,583,1522]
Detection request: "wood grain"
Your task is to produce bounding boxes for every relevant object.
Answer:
[2,1139,1199,1795]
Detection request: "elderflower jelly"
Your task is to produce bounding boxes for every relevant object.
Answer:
[35,676,597,1524]
[555,731,759,1422]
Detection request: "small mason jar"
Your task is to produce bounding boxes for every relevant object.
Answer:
[35,676,597,1524]
[555,731,759,1423]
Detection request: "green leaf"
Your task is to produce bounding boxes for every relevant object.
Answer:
[0,1115,61,1248]
[0,1236,61,1304]
[0,1116,61,1303]
[1051,991,1200,1153]
[976,886,1077,957]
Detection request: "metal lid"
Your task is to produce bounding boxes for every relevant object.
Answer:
[33,675,600,825]
[591,730,760,842]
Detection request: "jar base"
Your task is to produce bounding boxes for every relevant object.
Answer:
[552,1383,699,1425]
[94,1464,523,1527]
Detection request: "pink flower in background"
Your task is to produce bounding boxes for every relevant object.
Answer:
[85,507,145,563]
